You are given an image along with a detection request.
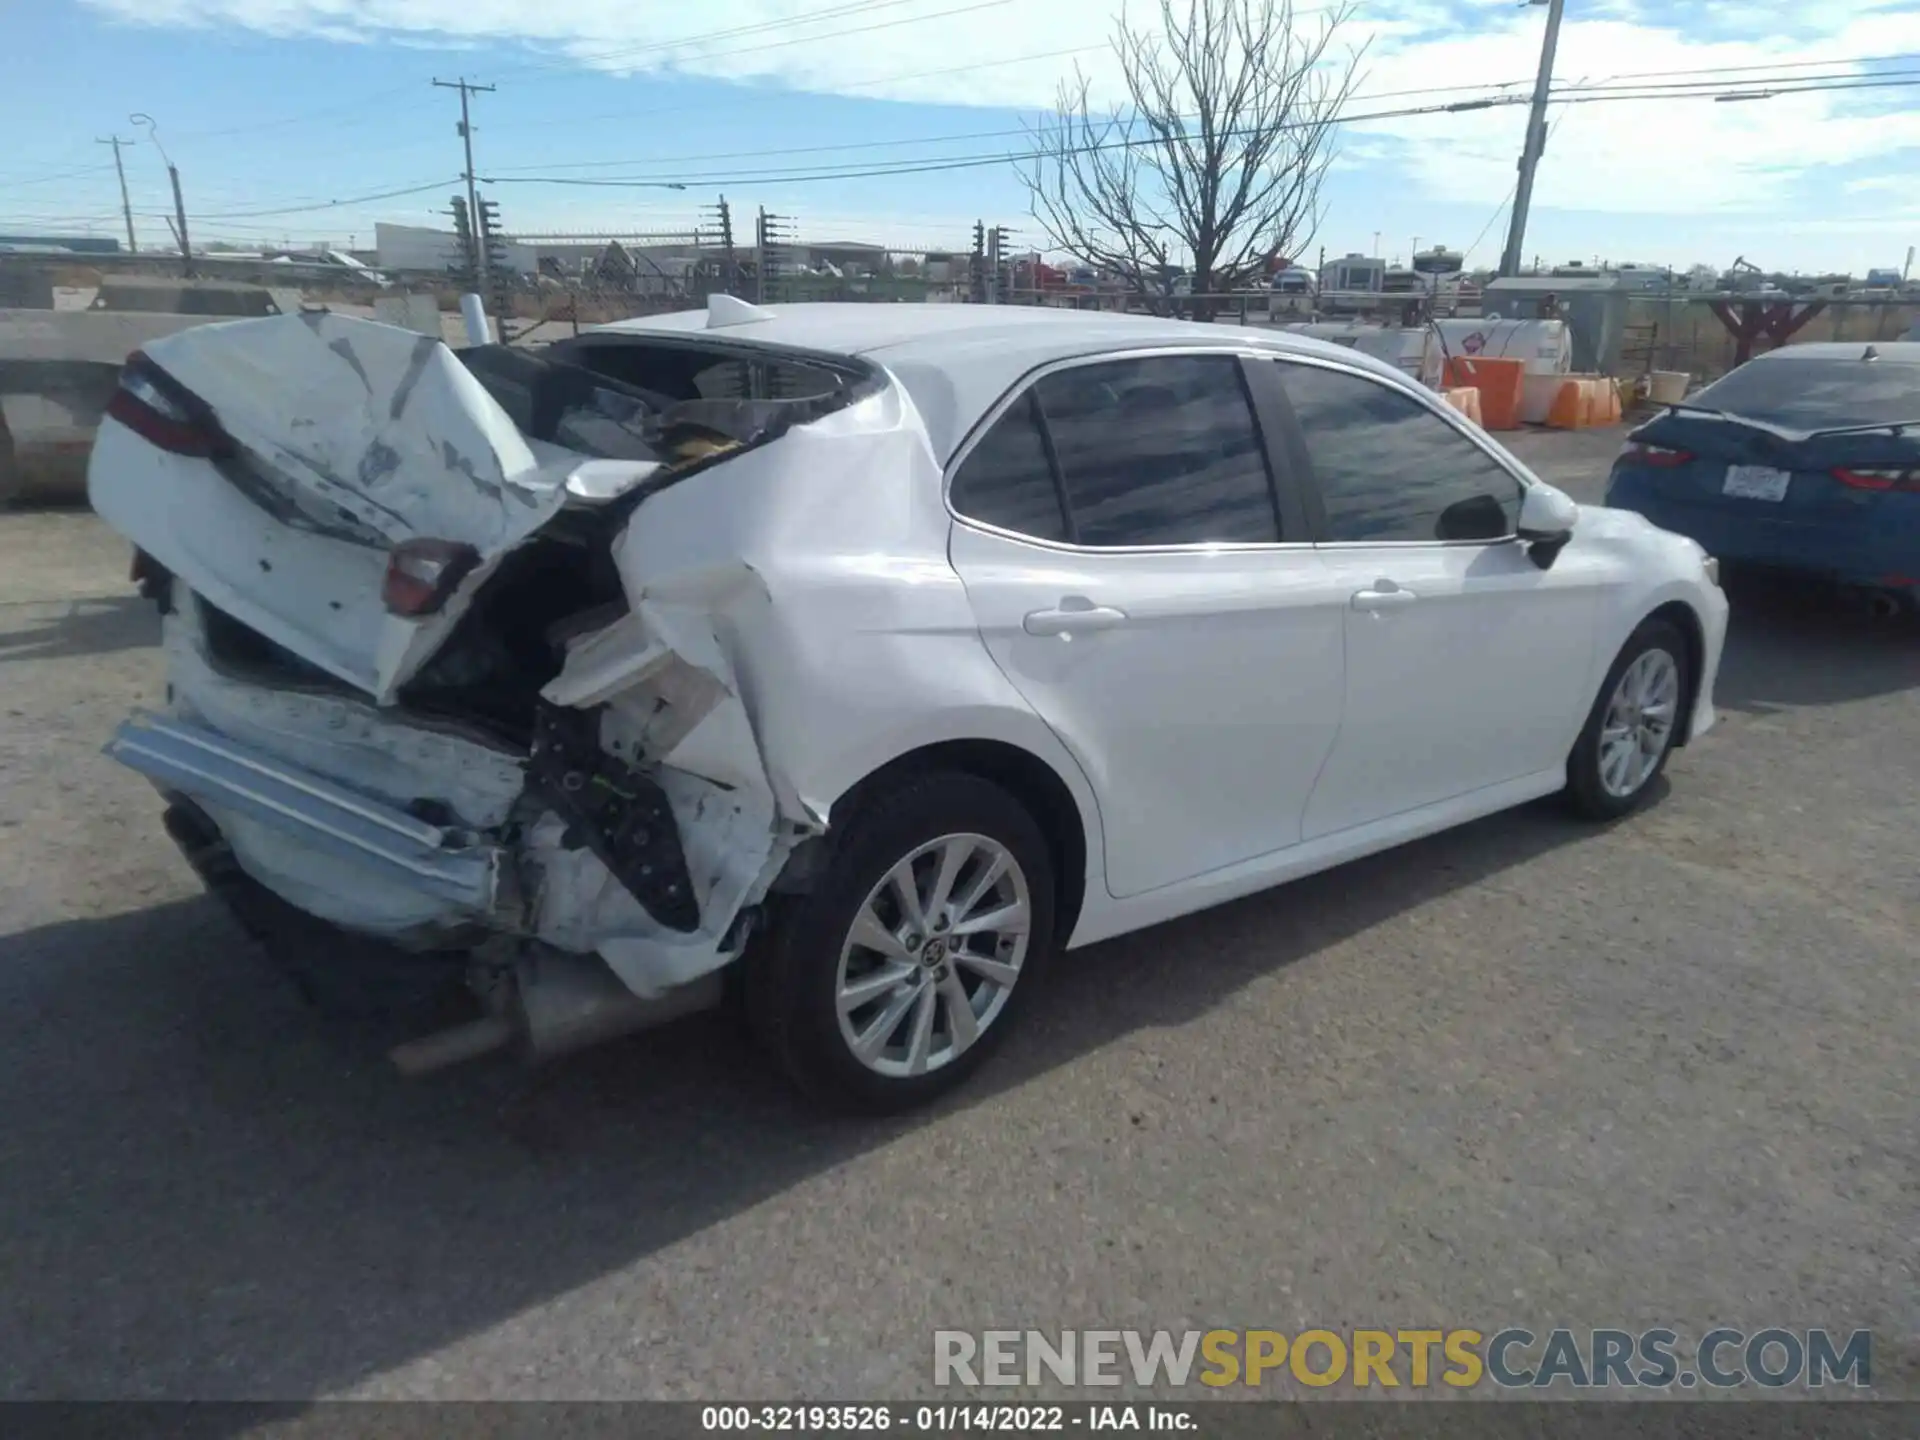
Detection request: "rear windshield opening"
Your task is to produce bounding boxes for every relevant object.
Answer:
[454,335,874,475]
[1693,358,1920,430]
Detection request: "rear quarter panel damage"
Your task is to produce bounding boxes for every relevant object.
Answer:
[538,375,1108,989]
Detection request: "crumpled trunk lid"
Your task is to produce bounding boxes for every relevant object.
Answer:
[88,312,576,702]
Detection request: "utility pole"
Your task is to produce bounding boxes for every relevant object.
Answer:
[1500,0,1566,279]
[130,114,192,277]
[434,77,496,297]
[97,135,137,254]
[167,164,194,277]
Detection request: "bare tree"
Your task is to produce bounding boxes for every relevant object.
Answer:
[1023,0,1364,315]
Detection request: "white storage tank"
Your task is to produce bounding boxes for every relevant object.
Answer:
[1282,322,1432,378]
[1418,319,1574,423]
[1419,319,1571,377]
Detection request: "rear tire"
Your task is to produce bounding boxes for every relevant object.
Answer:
[1563,618,1689,821]
[745,772,1055,1114]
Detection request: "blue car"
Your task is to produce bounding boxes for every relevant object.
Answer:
[1605,343,1920,606]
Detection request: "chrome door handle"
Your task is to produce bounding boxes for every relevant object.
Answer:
[1024,600,1130,636]
[1351,586,1417,612]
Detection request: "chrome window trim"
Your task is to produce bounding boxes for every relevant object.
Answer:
[941,343,1319,555]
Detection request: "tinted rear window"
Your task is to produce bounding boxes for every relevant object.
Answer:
[1693,358,1920,429]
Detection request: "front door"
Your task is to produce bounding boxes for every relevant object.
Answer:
[946,351,1345,899]
[1263,356,1604,840]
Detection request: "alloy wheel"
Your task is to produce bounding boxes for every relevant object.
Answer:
[1598,647,1680,798]
[833,832,1032,1078]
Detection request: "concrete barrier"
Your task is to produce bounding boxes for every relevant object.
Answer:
[0,308,254,506]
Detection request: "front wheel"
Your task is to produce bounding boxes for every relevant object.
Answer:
[1563,619,1689,821]
[746,772,1055,1113]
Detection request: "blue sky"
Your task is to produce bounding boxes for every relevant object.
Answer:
[4,0,1920,272]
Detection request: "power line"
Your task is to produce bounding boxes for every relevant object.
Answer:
[1559,67,1920,96]
[16,48,1911,236]
[487,41,1114,137]
[481,70,1920,191]
[1,162,118,189]
[164,83,430,146]
[479,57,1920,180]
[1556,74,1920,103]
[190,177,464,221]
[486,94,1539,189]
[497,0,1349,82]
[480,74,1532,177]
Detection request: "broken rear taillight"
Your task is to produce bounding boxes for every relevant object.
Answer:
[106,351,230,458]
[383,538,481,617]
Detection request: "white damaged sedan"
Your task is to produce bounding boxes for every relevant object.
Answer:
[91,298,1727,1111]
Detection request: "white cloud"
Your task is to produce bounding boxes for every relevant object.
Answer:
[1347,7,1920,216]
[76,0,1920,223]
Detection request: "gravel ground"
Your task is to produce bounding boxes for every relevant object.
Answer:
[0,428,1914,1404]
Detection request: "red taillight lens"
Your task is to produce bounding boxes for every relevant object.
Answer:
[1832,466,1920,492]
[383,538,481,617]
[1620,440,1694,468]
[105,352,229,458]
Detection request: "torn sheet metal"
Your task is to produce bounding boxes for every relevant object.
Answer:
[163,598,527,831]
[132,596,525,941]
[530,564,807,995]
[88,315,584,705]
[141,312,565,551]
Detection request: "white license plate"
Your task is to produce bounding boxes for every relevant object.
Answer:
[1723,464,1791,501]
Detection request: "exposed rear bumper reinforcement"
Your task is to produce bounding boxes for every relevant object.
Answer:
[105,714,500,909]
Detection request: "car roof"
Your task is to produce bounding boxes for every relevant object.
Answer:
[590,301,1416,461]
[1746,342,1920,363]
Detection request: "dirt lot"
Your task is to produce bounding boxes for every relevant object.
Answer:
[1,427,1915,1402]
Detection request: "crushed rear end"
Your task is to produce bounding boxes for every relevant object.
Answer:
[90,311,879,1068]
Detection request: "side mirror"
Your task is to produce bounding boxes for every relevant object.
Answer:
[1517,481,1578,570]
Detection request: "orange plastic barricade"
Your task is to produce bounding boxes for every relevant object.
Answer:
[1545,379,1586,429]
[1442,356,1525,430]
[1442,387,1483,425]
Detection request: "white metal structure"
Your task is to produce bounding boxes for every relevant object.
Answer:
[89,300,1728,1111]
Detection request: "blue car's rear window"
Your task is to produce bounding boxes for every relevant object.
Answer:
[1693,358,1920,430]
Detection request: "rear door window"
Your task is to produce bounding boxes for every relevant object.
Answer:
[1274,361,1523,543]
[948,392,1070,542]
[951,353,1283,547]
[1034,354,1280,546]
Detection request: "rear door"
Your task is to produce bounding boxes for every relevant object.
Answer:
[1266,356,1606,840]
[946,349,1345,900]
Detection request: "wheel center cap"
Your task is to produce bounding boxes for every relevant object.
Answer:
[922,938,946,968]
